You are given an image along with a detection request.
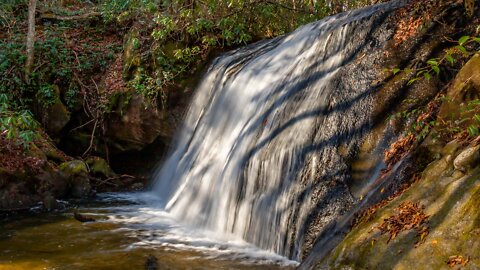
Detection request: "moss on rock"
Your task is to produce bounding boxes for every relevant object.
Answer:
[319,142,480,269]
[86,156,115,178]
[59,160,88,175]
[59,160,91,198]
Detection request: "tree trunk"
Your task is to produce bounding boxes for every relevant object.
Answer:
[25,0,37,82]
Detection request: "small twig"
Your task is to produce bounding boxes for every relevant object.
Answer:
[90,174,137,187]
[82,117,98,157]
[82,78,103,157]
[92,177,119,187]
[72,48,82,67]
[32,60,48,74]
[69,118,95,133]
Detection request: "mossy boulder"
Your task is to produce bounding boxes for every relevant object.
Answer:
[59,160,88,175]
[59,160,91,198]
[123,29,142,80]
[46,100,71,135]
[86,156,115,178]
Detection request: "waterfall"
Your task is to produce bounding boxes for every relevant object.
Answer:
[153,0,405,261]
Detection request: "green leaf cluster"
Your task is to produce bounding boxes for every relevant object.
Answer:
[0,94,39,147]
[390,33,480,86]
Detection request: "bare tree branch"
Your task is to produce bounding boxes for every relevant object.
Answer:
[25,0,37,82]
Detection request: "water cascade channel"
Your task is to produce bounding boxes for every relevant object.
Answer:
[0,1,409,269]
[152,0,404,262]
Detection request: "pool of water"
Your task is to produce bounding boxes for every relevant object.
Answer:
[0,193,297,270]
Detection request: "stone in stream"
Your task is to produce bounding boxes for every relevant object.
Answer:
[42,194,60,211]
[73,211,96,223]
[144,255,158,270]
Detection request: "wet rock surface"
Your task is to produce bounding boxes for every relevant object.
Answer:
[302,6,480,265]
[315,142,480,270]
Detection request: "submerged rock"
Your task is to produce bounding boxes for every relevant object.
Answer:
[42,194,60,211]
[144,255,158,270]
[73,211,96,223]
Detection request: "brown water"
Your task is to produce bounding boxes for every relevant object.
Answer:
[0,193,296,270]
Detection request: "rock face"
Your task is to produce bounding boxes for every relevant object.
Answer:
[35,85,71,136]
[316,141,480,270]
[438,54,480,123]
[104,94,174,153]
[306,39,480,269]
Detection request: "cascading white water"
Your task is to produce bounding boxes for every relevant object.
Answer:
[153,0,404,261]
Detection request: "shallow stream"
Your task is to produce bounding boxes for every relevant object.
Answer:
[0,193,296,270]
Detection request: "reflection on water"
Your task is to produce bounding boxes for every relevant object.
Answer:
[0,193,296,270]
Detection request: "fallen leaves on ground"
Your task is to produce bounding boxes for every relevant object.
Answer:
[384,93,442,169]
[377,201,429,246]
[352,174,421,228]
[384,134,416,166]
[0,135,41,173]
[446,255,470,268]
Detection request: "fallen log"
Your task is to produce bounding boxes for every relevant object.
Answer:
[40,11,101,22]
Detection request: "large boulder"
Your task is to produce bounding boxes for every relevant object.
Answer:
[36,85,71,136]
[59,160,91,198]
[104,93,175,152]
[317,141,480,269]
[454,145,480,172]
[86,156,115,178]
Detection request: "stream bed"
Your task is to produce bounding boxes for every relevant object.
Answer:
[0,193,296,270]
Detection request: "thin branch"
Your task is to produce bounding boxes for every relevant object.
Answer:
[82,117,98,157]
[69,118,95,133]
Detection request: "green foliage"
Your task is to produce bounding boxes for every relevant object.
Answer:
[115,0,337,101]
[390,33,480,86]
[0,94,39,147]
[392,98,480,143]
[0,2,122,146]
[105,0,390,102]
[64,84,80,110]
[100,0,159,21]
[37,85,57,108]
[128,70,167,108]
[0,0,26,31]
[441,98,480,140]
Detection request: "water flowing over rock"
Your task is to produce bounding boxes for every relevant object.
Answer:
[152,0,407,261]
